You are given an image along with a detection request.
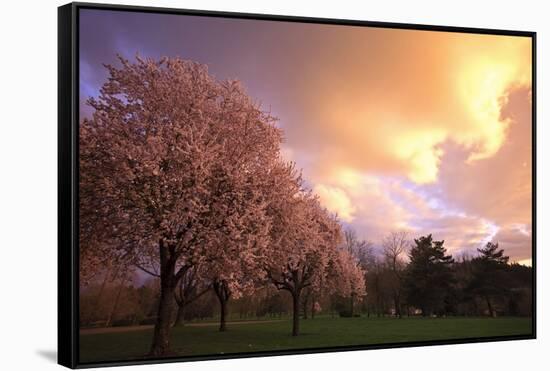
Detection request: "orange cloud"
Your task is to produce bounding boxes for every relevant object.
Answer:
[283,29,531,185]
[314,184,355,222]
[275,28,532,260]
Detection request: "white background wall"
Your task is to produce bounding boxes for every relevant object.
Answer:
[0,0,546,369]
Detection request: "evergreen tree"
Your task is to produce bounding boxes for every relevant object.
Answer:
[404,234,454,316]
[468,242,510,317]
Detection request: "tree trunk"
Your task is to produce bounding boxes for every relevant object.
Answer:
[149,242,178,357]
[367,301,370,318]
[173,304,186,327]
[394,293,401,319]
[149,280,176,356]
[219,297,228,331]
[302,293,309,320]
[350,294,355,317]
[292,289,301,336]
[213,280,231,332]
[485,296,495,318]
[311,296,315,319]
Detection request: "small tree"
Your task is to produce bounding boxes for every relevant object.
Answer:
[382,231,409,318]
[266,190,341,336]
[173,265,210,327]
[208,243,267,332]
[327,249,367,316]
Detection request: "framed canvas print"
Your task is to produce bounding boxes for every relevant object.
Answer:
[58,2,536,368]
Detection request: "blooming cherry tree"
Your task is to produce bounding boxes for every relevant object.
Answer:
[327,249,367,316]
[80,55,282,355]
[265,186,342,336]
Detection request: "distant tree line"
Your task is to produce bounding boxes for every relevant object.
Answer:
[359,235,532,318]
[80,232,532,333]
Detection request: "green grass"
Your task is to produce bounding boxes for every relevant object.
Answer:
[80,316,532,363]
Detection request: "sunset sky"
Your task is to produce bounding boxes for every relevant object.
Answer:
[79,9,533,264]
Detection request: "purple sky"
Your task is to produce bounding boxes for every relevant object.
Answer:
[79,9,533,264]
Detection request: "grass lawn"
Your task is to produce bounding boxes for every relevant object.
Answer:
[80,316,532,363]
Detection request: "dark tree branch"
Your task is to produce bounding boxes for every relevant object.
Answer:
[135,263,161,277]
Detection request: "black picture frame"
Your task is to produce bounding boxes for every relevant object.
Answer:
[58,2,537,368]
